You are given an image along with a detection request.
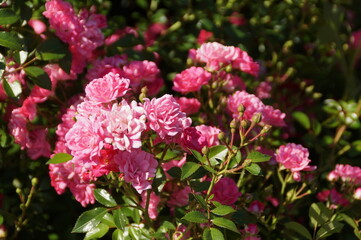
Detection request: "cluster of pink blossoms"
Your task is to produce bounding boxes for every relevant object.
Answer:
[327,164,361,199]
[275,143,316,181]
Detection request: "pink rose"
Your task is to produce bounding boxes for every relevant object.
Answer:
[211,177,241,205]
[141,191,161,219]
[227,90,265,120]
[28,19,46,35]
[85,72,130,103]
[173,66,211,94]
[167,186,191,208]
[195,125,221,147]
[175,97,201,115]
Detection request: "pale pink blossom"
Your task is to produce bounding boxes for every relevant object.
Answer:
[195,125,221,147]
[28,19,46,35]
[8,109,29,149]
[227,90,265,120]
[102,100,146,151]
[85,72,130,103]
[167,186,191,208]
[354,188,361,199]
[275,143,316,181]
[219,72,246,93]
[143,94,191,143]
[327,164,361,185]
[232,48,260,76]
[211,177,241,205]
[115,149,158,193]
[173,67,211,94]
[175,97,201,115]
[141,191,161,219]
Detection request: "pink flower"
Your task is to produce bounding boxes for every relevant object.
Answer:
[27,129,51,160]
[327,164,361,185]
[85,72,130,103]
[228,12,246,26]
[211,177,241,205]
[232,48,260,77]
[248,200,265,214]
[219,72,246,93]
[28,19,46,35]
[179,127,207,152]
[275,143,316,181]
[167,186,191,208]
[261,105,286,127]
[175,97,201,115]
[143,94,191,143]
[354,188,361,200]
[227,90,265,120]
[162,155,187,179]
[86,55,127,81]
[197,29,213,44]
[144,23,167,46]
[141,191,161,219]
[317,189,349,209]
[256,81,272,99]
[115,149,158,193]
[173,66,211,94]
[103,100,146,151]
[122,60,163,96]
[195,125,221,147]
[8,108,29,149]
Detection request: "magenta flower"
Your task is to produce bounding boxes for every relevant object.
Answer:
[175,97,201,115]
[227,90,265,120]
[173,66,211,94]
[167,186,191,208]
[141,192,161,220]
[195,125,221,147]
[211,177,241,205]
[85,72,130,103]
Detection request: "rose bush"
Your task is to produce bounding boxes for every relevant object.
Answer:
[1,0,361,239]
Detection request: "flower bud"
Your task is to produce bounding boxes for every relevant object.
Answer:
[244,193,253,203]
[241,120,250,128]
[230,119,238,129]
[261,125,272,134]
[16,188,22,195]
[238,104,245,113]
[202,146,209,155]
[252,113,262,124]
[31,178,38,186]
[218,132,225,141]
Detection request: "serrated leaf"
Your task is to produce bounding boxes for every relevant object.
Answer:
[36,38,68,60]
[339,213,358,229]
[245,163,262,176]
[211,205,236,216]
[0,31,23,50]
[203,228,224,240]
[181,162,201,180]
[212,217,240,234]
[94,189,117,207]
[182,211,208,223]
[316,221,344,239]
[208,145,228,164]
[84,223,109,240]
[46,153,73,164]
[72,207,108,233]
[156,148,179,161]
[112,229,125,240]
[292,111,311,129]
[24,66,52,90]
[247,151,271,163]
[309,203,332,228]
[285,221,312,240]
[203,165,217,174]
[192,194,207,209]
[190,181,211,192]
[113,209,128,230]
[0,8,19,25]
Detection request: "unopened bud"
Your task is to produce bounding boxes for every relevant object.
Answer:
[261,125,272,134]
[141,86,148,94]
[211,81,218,89]
[201,146,209,155]
[252,113,262,124]
[16,188,22,195]
[230,119,238,129]
[218,132,225,141]
[241,120,250,129]
[244,193,253,203]
[238,104,245,113]
[225,64,233,73]
[139,92,146,102]
[31,178,38,186]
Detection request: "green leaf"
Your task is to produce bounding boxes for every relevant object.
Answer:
[292,111,311,130]
[36,38,68,60]
[14,50,28,65]
[211,217,240,234]
[2,78,15,98]
[190,181,211,192]
[46,153,73,164]
[203,228,224,240]
[0,31,23,50]
[232,210,257,225]
[189,149,204,163]
[309,203,332,228]
[94,189,117,207]
[0,8,20,25]
[101,213,116,228]
[182,211,208,223]
[167,166,181,179]
[84,223,109,240]
[211,205,236,216]
[339,213,358,229]
[181,162,201,180]
[112,229,125,240]
[0,60,5,78]
[58,50,72,74]
[245,163,262,176]
[72,207,108,233]
[0,215,3,225]
[247,151,271,163]
[113,209,128,230]
[316,221,344,239]
[285,221,312,240]
[192,194,207,209]
[24,66,52,90]
[156,148,180,161]
[208,145,228,164]
[229,149,241,168]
